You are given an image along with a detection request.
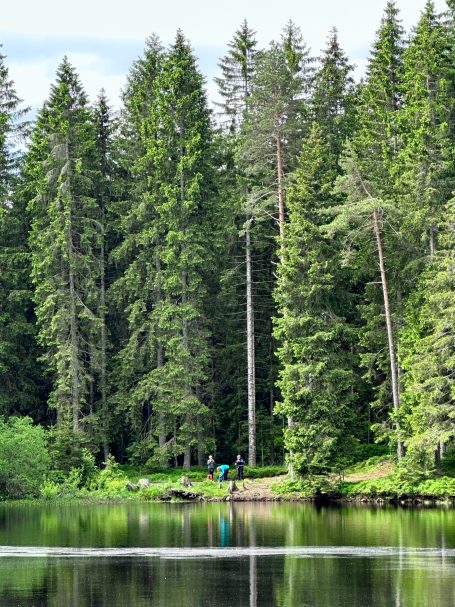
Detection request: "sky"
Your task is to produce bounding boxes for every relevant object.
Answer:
[0,0,449,113]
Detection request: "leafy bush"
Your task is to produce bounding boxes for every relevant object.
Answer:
[243,465,286,479]
[92,455,126,490]
[0,416,50,498]
[272,475,337,497]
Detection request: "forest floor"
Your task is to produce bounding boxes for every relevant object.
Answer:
[343,459,393,482]
[227,476,287,501]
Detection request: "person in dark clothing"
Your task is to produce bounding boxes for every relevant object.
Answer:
[207,455,216,480]
[235,455,245,480]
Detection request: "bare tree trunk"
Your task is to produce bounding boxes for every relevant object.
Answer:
[246,221,256,466]
[182,269,192,472]
[68,254,80,434]
[373,209,402,459]
[100,224,109,461]
[275,123,293,440]
[275,124,286,251]
[155,255,166,450]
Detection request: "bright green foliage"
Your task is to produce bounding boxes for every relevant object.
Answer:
[274,125,357,474]
[274,32,360,474]
[397,1,454,256]
[27,59,101,445]
[0,416,50,498]
[400,201,455,472]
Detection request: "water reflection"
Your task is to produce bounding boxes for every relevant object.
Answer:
[0,503,454,606]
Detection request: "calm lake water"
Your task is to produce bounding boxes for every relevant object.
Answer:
[0,501,454,606]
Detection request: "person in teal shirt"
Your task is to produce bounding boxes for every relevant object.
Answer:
[217,464,229,482]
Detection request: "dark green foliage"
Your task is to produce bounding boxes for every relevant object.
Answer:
[274,125,358,474]
[215,20,258,131]
[1,6,454,489]
[27,59,102,443]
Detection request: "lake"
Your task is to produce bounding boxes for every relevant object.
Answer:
[0,501,454,606]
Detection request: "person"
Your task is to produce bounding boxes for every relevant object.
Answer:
[235,454,245,480]
[207,455,216,480]
[217,464,230,482]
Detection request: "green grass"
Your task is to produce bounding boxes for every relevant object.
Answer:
[343,455,391,476]
[342,475,455,500]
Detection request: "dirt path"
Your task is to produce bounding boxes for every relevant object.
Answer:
[227,476,285,501]
[343,460,393,482]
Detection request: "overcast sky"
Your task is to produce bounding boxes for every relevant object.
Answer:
[1,0,449,112]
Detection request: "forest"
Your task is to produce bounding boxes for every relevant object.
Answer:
[0,0,454,490]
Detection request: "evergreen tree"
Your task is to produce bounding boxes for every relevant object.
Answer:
[275,33,358,473]
[109,36,165,462]
[0,48,45,416]
[275,125,358,474]
[240,22,314,250]
[215,20,258,132]
[398,0,455,257]
[27,59,101,454]
[330,1,406,458]
[397,1,455,472]
[113,33,216,469]
[399,200,455,475]
[92,90,118,459]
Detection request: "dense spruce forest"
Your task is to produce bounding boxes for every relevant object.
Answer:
[0,0,454,484]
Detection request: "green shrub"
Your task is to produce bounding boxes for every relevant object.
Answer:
[0,416,50,498]
[92,455,126,490]
[272,475,337,497]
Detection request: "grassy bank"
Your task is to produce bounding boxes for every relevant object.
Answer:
[271,454,455,503]
[38,464,286,502]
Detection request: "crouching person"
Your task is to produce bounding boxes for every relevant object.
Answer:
[217,464,230,483]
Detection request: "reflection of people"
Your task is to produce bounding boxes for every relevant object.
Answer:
[207,455,216,480]
[235,454,245,480]
[220,516,229,547]
[217,464,230,482]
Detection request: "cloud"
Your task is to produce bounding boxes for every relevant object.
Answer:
[2,0,449,113]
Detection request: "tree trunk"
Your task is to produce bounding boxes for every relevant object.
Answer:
[372,209,402,459]
[246,221,256,466]
[182,269,192,472]
[275,121,294,437]
[156,255,166,450]
[275,123,286,252]
[100,221,109,461]
[68,231,80,434]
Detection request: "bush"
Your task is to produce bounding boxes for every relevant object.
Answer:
[0,416,50,498]
[272,475,338,497]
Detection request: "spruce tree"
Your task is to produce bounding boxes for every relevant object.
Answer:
[113,33,215,469]
[397,1,455,471]
[215,20,258,132]
[0,48,44,416]
[109,36,165,462]
[399,199,455,475]
[274,33,358,474]
[330,1,406,459]
[275,125,357,474]
[27,58,101,456]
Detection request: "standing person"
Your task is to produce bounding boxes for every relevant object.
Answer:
[207,455,216,480]
[235,455,245,480]
[217,464,230,482]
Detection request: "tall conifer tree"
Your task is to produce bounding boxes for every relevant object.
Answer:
[27,59,101,453]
